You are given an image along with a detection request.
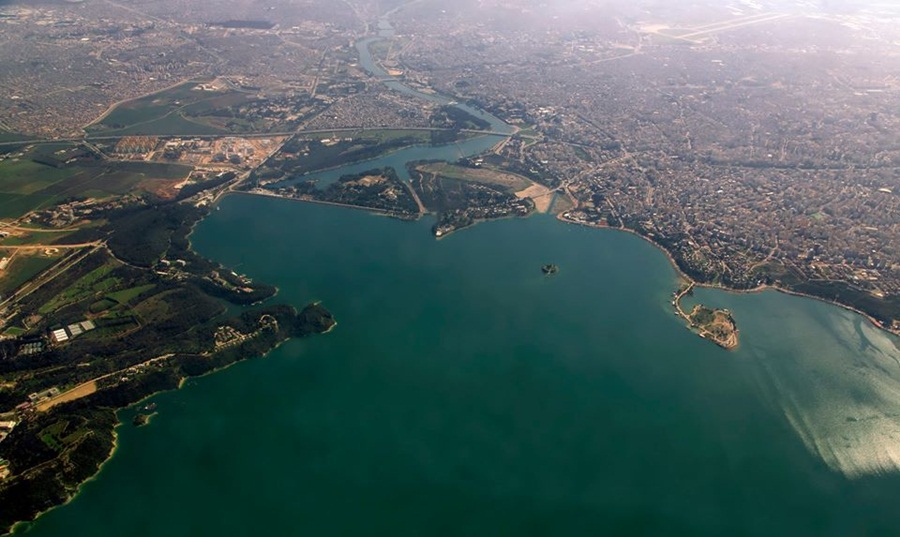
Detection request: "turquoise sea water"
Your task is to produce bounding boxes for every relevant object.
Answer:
[16,196,900,536]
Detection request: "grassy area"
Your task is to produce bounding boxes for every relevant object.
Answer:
[415,162,533,192]
[0,148,191,218]
[0,158,77,195]
[366,129,432,144]
[0,254,62,295]
[99,114,227,137]
[0,132,33,143]
[133,290,175,323]
[573,146,591,161]
[648,33,698,46]
[179,92,256,115]
[107,284,155,305]
[549,192,575,214]
[89,298,117,314]
[81,317,140,340]
[39,420,70,451]
[86,81,258,136]
[368,39,393,62]
[87,81,207,129]
[0,230,76,247]
[38,261,118,314]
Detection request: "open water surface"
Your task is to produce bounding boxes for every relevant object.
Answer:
[15,198,900,536]
[13,7,900,534]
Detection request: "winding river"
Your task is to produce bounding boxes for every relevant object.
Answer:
[293,13,512,187]
[13,6,900,537]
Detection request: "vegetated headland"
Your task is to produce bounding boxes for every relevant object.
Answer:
[2,0,900,528]
[0,166,335,534]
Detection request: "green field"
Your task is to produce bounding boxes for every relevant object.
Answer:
[0,131,32,144]
[38,261,118,314]
[86,81,258,136]
[89,298,117,314]
[88,81,207,128]
[415,162,533,192]
[362,129,433,144]
[99,114,227,137]
[107,284,156,305]
[0,148,191,218]
[0,158,78,195]
[0,254,62,295]
[0,144,82,195]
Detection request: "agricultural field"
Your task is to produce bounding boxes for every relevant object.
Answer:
[412,162,533,192]
[0,252,64,296]
[106,284,156,306]
[0,131,32,144]
[37,259,120,315]
[0,145,191,218]
[85,80,260,136]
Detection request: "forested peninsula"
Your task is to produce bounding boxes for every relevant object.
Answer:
[0,186,335,534]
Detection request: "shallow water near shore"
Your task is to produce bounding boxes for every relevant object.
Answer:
[16,196,900,536]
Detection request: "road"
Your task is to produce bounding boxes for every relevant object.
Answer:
[0,244,102,313]
[0,242,101,251]
[0,126,526,148]
[672,282,695,321]
[36,353,175,412]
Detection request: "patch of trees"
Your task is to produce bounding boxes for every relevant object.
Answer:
[430,105,491,131]
[105,202,206,267]
[0,408,116,534]
[0,181,341,532]
[313,167,418,216]
[271,135,425,177]
[794,281,900,326]
[192,277,276,305]
[175,172,235,201]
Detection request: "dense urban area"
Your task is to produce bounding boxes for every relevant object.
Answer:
[0,0,899,531]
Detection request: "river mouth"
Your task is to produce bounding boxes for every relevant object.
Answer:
[279,134,506,188]
[13,5,900,536]
[16,195,900,537]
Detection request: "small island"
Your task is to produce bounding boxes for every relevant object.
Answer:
[542,264,559,275]
[673,283,739,350]
[687,305,739,350]
[132,413,156,427]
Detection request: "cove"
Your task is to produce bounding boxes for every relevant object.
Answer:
[15,196,900,537]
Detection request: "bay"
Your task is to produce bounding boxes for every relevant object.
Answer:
[15,195,900,536]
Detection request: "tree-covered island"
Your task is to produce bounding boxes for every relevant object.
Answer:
[673,283,739,350]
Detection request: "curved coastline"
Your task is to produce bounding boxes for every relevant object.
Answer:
[7,7,897,534]
[9,338,276,535]
[359,5,898,341]
[9,429,118,536]
[556,212,900,339]
[5,305,334,535]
